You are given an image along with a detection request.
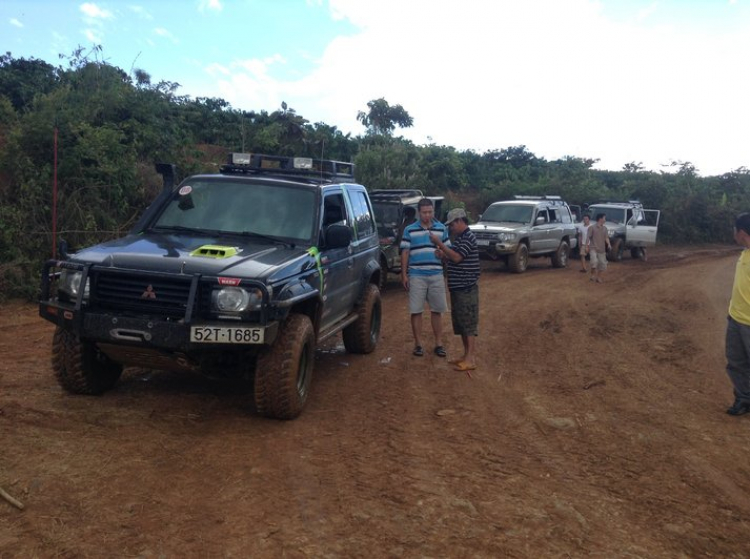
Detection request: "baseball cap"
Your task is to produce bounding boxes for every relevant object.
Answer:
[445,208,467,225]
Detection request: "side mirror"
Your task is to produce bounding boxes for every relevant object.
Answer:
[325,224,352,248]
[535,216,546,226]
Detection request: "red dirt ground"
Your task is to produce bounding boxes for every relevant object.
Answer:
[2,244,749,557]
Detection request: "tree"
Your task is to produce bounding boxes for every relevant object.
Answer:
[356,98,413,136]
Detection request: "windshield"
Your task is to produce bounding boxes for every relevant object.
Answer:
[153,180,316,242]
[588,206,626,225]
[373,202,402,236]
[481,204,533,224]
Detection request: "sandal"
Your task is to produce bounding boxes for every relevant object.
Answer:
[413,345,424,357]
[434,346,447,358]
[454,362,477,372]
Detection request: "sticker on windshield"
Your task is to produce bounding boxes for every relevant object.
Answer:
[179,185,193,196]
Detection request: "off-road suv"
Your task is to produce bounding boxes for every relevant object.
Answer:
[585,201,660,261]
[39,154,382,419]
[473,195,578,273]
[370,189,443,285]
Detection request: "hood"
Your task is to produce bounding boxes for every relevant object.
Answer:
[69,232,311,280]
[473,221,530,232]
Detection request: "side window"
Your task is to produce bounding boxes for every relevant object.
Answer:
[322,193,347,228]
[348,190,375,240]
[548,208,560,223]
[561,207,572,224]
[535,209,549,225]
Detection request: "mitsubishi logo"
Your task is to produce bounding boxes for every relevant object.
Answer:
[141,285,157,299]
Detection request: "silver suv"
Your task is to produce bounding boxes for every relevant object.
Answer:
[586,201,660,261]
[473,196,578,273]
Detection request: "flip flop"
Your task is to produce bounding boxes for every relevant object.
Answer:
[434,346,447,358]
[454,362,477,372]
[413,345,424,357]
[448,358,465,365]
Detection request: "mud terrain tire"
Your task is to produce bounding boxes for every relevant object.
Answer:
[610,237,624,262]
[509,243,529,273]
[52,327,123,394]
[551,240,570,268]
[254,313,314,420]
[343,283,381,354]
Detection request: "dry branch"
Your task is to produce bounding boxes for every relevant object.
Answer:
[0,486,25,510]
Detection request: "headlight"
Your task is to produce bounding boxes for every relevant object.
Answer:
[212,287,263,312]
[608,229,616,237]
[498,232,516,242]
[59,269,89,299]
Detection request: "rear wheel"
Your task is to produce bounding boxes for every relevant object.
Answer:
[551,240,570,268]
[254,313,315,420]
[52,327,122,394]
[631,247,647,260]
[343,283,381,354]
[609,237,624,262]
[508,243,529,273]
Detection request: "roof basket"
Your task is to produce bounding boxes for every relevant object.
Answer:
[370,189,425,198]
[512,195,567,206]
[220,153,355,181]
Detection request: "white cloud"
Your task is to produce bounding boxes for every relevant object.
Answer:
[80,3,114,20]
[10,18,23,28]
[84,28,103,43]
[193,0,750,175]
[128,5,153,20]
[154,27,179,44]
[198,0,223,12]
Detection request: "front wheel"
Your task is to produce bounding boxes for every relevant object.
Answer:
[508,243,529,273]
[52,327,123,395]
[609,237,624,262]
[551,240,570,268]
[343,283,381,354]
[254,313,315,420]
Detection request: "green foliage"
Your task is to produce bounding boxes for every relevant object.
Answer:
[0,51,748,300]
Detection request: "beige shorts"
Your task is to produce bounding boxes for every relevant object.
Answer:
[589,249,607,271]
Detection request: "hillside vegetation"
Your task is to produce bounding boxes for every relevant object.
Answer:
[1,49,748,298]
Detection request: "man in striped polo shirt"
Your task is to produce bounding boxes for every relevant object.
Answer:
[400,198,451,358]
[430,208,480,372]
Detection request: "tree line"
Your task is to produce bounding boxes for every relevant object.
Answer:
[1,49,748,299]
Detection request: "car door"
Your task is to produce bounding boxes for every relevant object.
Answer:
[626,209,661,246]
[318,190,353,327]
[529,208,551,253]
[343,186,378,297]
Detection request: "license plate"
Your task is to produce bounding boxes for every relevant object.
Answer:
[477,239,490,246]
[190,326,264,344]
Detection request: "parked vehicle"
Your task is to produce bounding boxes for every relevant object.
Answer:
[39,154,382,419]
[370,189,443,285]
[473,195,578,273]
[586,201,660,261]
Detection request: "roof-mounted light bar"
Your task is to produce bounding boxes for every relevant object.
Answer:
[222,153,354,181]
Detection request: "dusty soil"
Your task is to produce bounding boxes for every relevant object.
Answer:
[2,244,750,558]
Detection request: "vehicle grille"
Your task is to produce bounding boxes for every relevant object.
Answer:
[93,271,197,318]
[474,232,498,241]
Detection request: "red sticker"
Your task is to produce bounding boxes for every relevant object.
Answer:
[179,185,192,195]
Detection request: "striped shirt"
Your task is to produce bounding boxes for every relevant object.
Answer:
[401,219,450,276]
[446,227,480,291]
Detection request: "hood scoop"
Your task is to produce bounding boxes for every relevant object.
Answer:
[190,245,240,259]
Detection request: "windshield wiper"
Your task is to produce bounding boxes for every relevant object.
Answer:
[234,230,294,248]
[151,225,224,235]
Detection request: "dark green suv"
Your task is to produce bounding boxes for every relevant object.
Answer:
[39,154,382,419]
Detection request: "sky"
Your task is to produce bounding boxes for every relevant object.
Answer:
[3,0,750,177]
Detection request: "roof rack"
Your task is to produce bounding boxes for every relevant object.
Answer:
[513,195,563,201]
[370,189,425,198]
[220,153,355,181]
[593,200,643,206]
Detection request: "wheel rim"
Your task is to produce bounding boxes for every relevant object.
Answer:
[560,248,568,266]
[520,248,528,269]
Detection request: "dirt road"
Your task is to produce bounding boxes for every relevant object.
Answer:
[2,245,750,557]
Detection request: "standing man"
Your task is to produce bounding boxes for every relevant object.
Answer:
[401,198,450,358]
[724,213,750,416]
[587,213,611,283]
[431,208,480,372]
[577,214,591,273]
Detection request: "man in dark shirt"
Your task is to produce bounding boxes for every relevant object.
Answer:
[430,208,480,372]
